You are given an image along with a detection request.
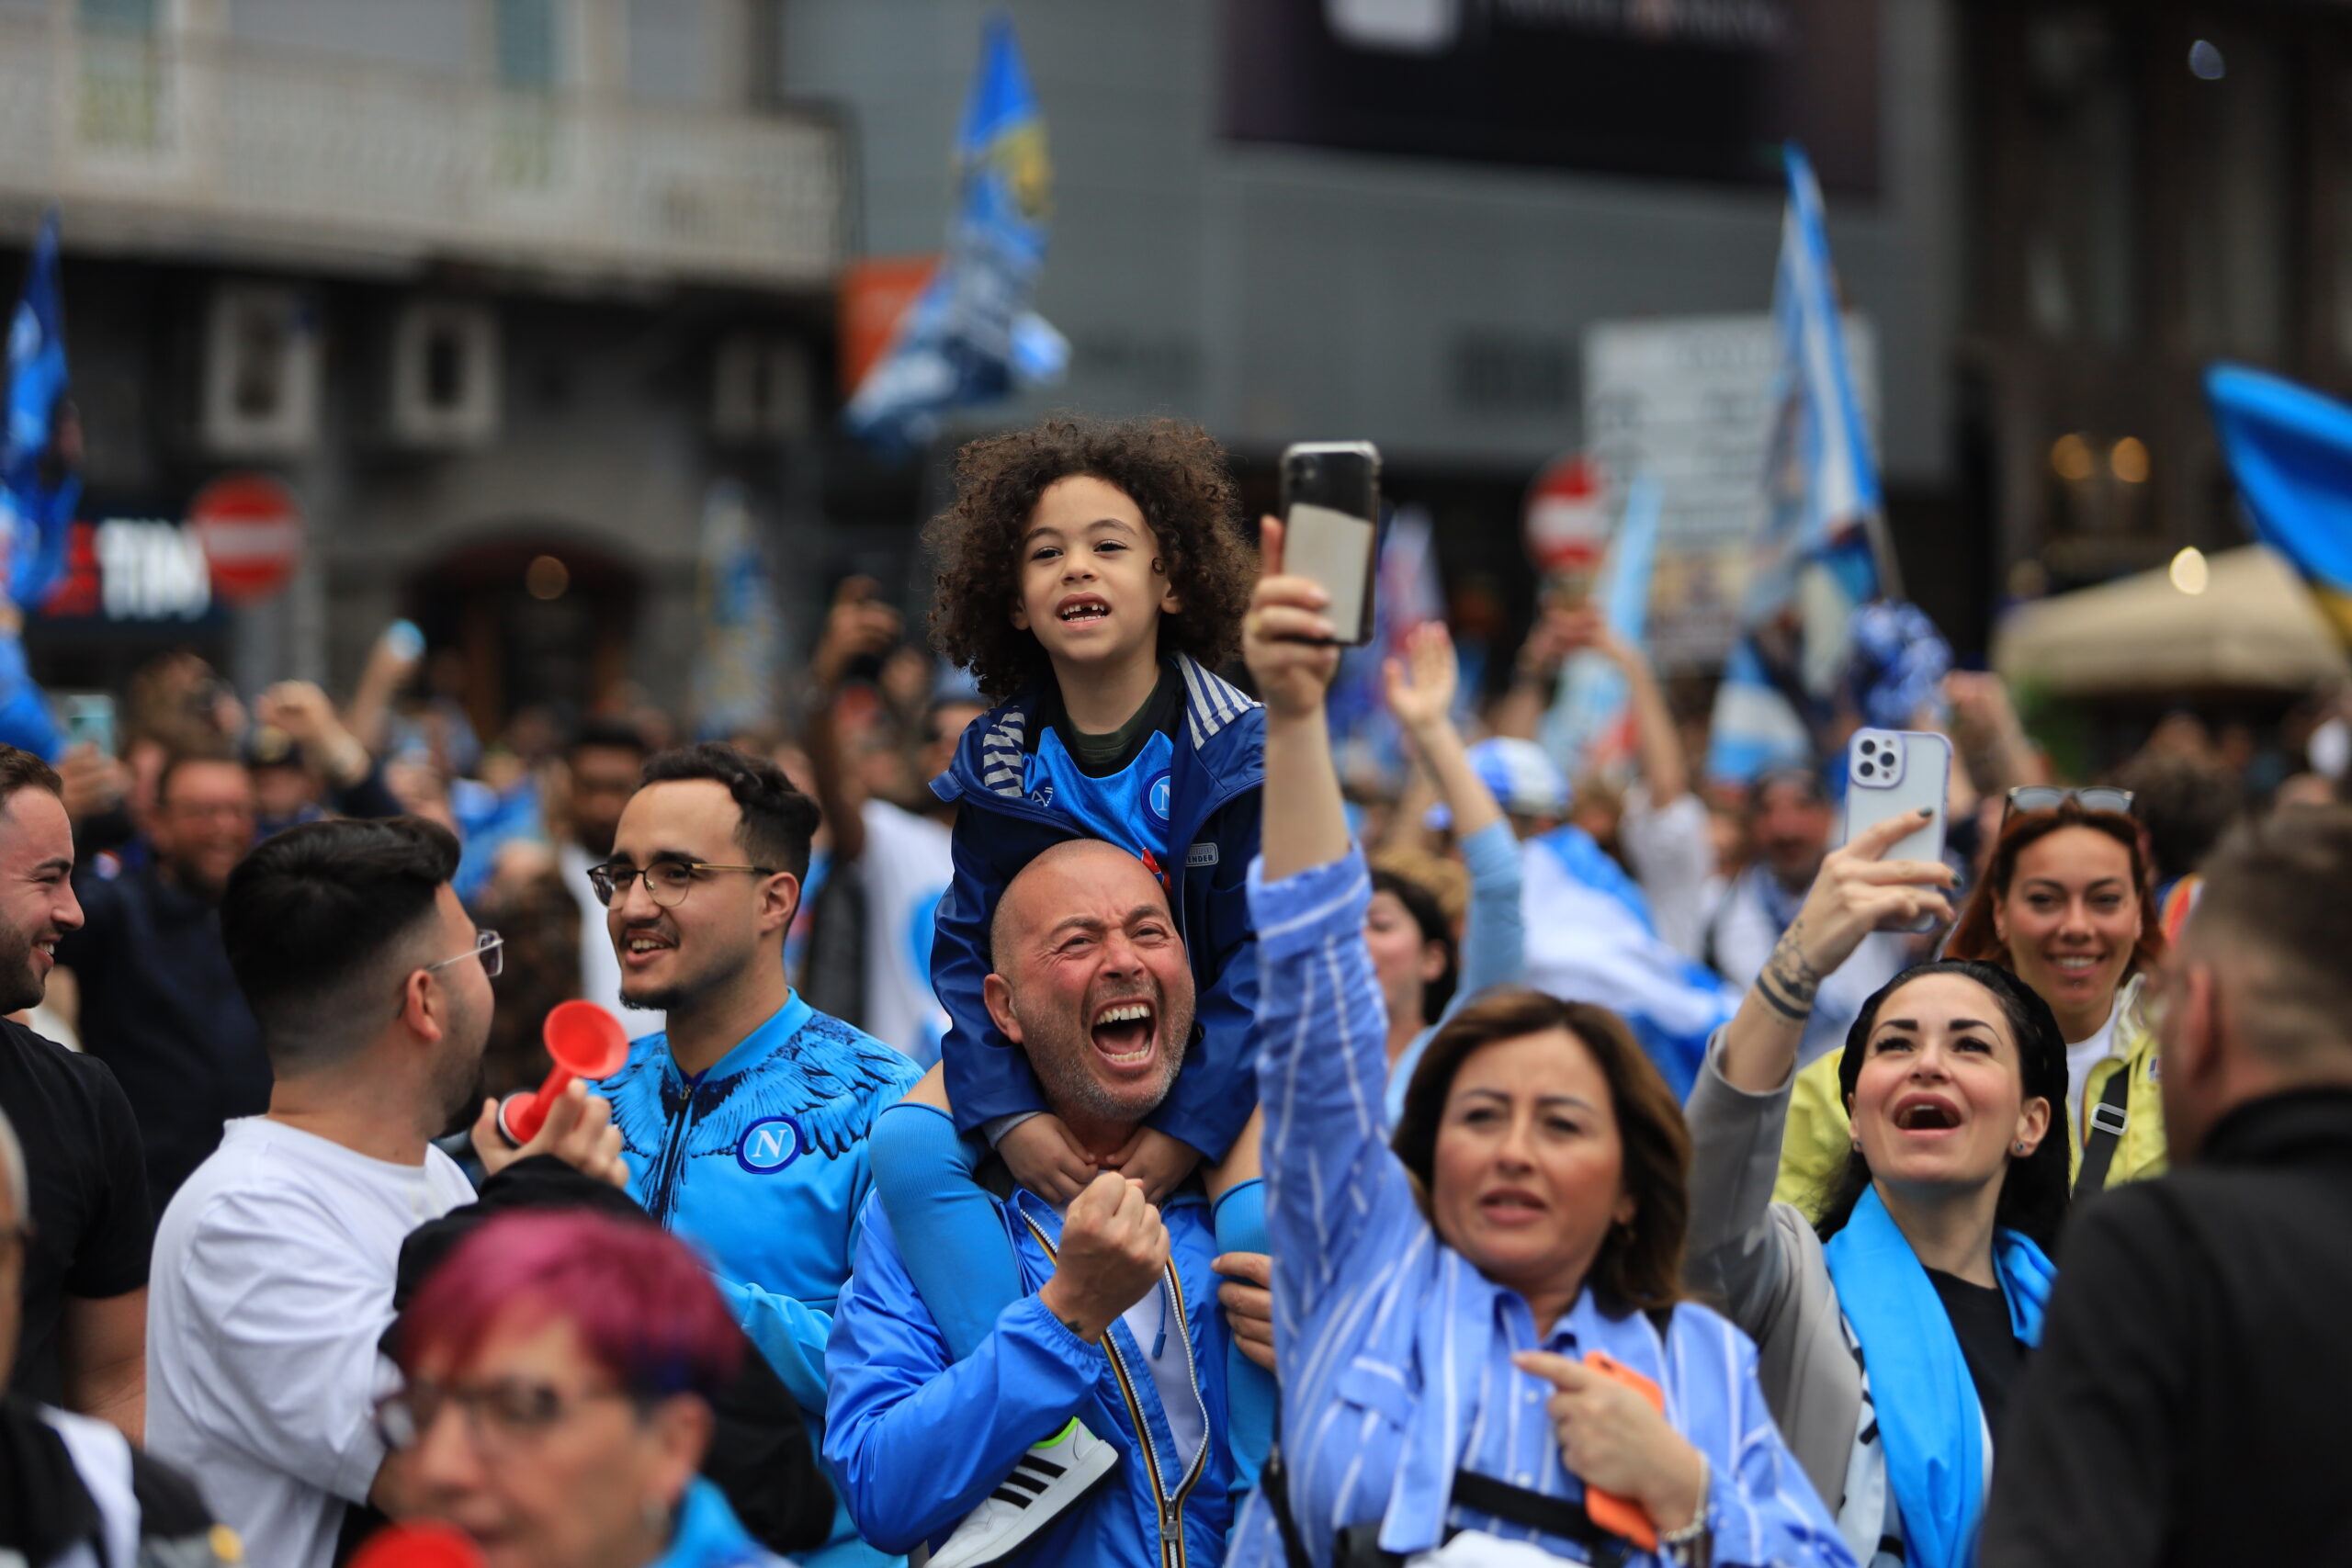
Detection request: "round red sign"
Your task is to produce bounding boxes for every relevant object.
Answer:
[1522,452,1611,574]
[189,473,303,605]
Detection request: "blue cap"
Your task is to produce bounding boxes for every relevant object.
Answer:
[1425,738,1570,830]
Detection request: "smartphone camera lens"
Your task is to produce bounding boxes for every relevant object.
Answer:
[1860,739,1879,757]
[1859,761,1876,778]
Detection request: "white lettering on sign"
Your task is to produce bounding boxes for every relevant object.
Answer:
[95,519,212,622]
[1583,313,1878,669]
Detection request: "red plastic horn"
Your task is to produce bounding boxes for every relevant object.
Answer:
[349,1524,484,1568]
[496,1000,629,1145]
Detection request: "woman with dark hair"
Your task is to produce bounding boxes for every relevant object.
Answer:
[1776,793,2168,1213]
[1685,814,2069,1568]
[1227,522,1849,1568]
[1369,620,1525,1125]
[377,1209,791,1568]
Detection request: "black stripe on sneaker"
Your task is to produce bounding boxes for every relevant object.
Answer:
[1001,1471,1049,1495]
[1023,1453,1068,1479]
[989,1487,1035,1506]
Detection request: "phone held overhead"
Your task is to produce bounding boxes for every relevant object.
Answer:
[1278,441,1381,646]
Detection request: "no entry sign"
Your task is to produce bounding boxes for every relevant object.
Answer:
[1523,452,1611,576]
[189,473,303,605]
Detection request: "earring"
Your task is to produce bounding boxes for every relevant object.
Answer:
[2014,1142,2029,1155]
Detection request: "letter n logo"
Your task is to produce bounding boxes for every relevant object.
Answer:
[735,1115,803,1175]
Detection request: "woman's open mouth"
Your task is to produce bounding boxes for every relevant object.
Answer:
[1476,1187,1548,1225]
[1892,1094,1963,1134]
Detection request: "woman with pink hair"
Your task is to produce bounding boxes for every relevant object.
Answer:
[375,1210,790,1568]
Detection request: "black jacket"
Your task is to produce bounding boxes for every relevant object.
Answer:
[55,855,268,1211]
[332,1156,833,1563]
[1982,1087,2352,1566]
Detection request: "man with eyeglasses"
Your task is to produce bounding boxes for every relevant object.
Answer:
[1984,805,2352,1565]
[582,742,920,1568]
[147,817,628,1568]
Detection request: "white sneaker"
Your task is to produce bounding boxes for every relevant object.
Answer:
[926,1418,1119,1568]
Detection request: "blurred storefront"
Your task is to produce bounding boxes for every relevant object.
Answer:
[0,0,843,726]
[1962,0,2352,602]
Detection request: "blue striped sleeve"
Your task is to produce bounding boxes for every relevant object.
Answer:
[1247,846,1421,1324]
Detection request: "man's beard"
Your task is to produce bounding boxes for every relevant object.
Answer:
[1023,984,1194,1128]
[0,924,46,1016]
[426,987,491,1130]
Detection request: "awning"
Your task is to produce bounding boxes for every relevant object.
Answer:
[1992,544,2349,695]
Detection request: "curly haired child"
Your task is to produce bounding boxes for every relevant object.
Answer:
[864,416,1272,1562]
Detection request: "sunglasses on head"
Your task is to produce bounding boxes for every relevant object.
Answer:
[2002,785,2134,824]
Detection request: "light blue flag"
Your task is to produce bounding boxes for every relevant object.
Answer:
[690,480,785,739]
[3,210,77,614]
[845,13,1066,449]
[1709,143,1889,784]
[1542,472,1660,777]
[2206,362,2352,648]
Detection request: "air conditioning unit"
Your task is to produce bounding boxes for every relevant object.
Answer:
[712,334,812,443]
[201,286,322,457]
[389,301,501,449]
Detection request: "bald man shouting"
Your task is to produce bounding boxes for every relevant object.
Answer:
[824,840,1260,1568]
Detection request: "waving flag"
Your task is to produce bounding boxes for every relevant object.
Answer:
[689,480,785,739]
[1329,504,1446,788]
[1708,144,1894,783]
[2207,363,2352,646]
[1542,472,1660,778]
[845,14,1067,449]
[2,211,78,613]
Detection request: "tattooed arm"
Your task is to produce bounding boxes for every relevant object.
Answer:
[1718,809,1958,1095]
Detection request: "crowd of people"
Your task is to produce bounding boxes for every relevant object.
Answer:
[2,413,2348,1568]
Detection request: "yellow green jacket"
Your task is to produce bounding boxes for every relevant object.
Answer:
[1771,974,2168,1218]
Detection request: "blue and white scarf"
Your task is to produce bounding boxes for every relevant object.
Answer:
[1822,1186,2056,1568]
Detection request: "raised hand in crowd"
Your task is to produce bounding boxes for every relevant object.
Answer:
[1035,1171,1171,1343]
[810,577,904,693]
[57,739,126,822]
[1719,807,1957,1095]
[256,679,372,788]
[468,1076,628,1188]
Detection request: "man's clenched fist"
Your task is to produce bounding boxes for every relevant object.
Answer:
[1037,1171,1170,1342]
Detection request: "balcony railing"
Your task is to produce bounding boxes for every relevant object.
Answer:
[0,17,844,289]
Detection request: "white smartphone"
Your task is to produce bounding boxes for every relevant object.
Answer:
[1839,728,1951,930]
[1279,442,1382,646]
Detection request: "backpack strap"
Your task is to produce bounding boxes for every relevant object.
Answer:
[2075,1065,2133,1197]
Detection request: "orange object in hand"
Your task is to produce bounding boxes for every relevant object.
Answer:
[1580,1349,1665,1552]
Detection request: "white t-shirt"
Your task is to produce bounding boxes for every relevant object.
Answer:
[2066,1000,2121,1134]
[147,1118,476,1568]
[1120,1280,1205,1475]
[560,840,664,1038]
[1616,785,1720,964]
[857,800,954,1067]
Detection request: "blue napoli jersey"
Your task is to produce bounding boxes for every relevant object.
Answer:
[594,993,921,1568]
[1023,725,1179,870]
[596,991,919,1312]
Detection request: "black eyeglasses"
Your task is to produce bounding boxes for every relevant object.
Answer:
[374,1377,635,1456]
[2003,785,2134,824]
[587,860,776,909]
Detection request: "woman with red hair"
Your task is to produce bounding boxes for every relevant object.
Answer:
[1776,792,2171,1211]
[374,1211,788,1568]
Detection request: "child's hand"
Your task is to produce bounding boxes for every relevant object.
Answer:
[1243,516,1340,723]
[1100,1125,1202,1204]
[998,1112,1097,1205]
[1214,1251,1276,1372]
[1382,620,1460,740]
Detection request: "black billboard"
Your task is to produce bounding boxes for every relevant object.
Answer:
[1222,0,1879,195]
